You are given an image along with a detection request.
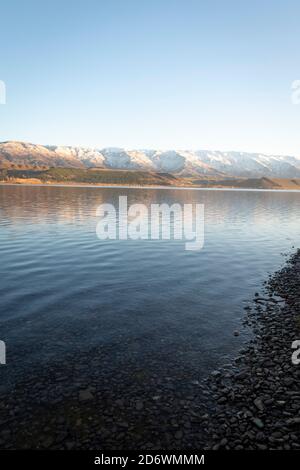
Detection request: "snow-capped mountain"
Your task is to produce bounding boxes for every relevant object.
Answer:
[196,151,300,178]
[1,141,300,178]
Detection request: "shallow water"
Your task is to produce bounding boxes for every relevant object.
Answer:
[0,185,299,390]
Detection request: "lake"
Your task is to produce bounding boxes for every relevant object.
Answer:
[0,185,299,393]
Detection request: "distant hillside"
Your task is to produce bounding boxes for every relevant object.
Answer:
[190,177,300,190]
[1,167,299,190]
[1,141,300,178]
[0,167,179,187]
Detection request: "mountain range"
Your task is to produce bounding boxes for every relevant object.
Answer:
[1,141,300,178]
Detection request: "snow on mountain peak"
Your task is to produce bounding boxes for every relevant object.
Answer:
[1,141,300,178]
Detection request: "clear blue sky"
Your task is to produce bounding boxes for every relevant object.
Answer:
[1,0,300,155]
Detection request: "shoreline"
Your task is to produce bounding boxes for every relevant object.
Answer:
[1,181,300,193]
[205,249,300,450]
[0,250,299,449]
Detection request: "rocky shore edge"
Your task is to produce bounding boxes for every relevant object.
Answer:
[204,249,300,450]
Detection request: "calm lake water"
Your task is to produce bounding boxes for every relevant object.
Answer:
[0,185,299,391]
